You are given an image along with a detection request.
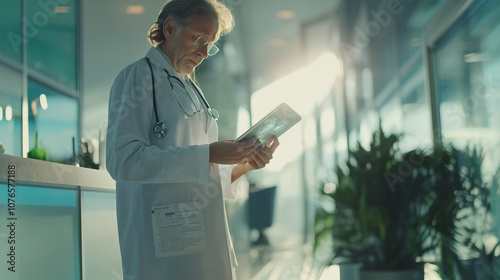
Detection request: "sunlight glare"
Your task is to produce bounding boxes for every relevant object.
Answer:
[251,53,340,171]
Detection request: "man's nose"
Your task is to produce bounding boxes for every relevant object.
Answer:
[197,44,209,58]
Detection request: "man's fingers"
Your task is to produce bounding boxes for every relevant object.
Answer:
[268,136,280,152]
[245,138,259,146]
[240,139,260,154]
[248,153,265,168]
[257,147,273,160]
[251,149,270,165]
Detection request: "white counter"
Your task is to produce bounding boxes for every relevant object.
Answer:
[0,153,115,191]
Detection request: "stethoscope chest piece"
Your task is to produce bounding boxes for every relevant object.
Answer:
[208,108,219,120]
[153,122,168,139]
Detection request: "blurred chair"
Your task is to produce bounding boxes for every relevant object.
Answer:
[248,186,277,245]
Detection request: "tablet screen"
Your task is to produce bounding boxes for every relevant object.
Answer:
[236,103,302,145]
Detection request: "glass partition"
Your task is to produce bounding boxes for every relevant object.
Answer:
[432,0,500,265]
[28,80,78,164]
[26,0,77,89]
[434,0,500,176]
[396,0,446,69]
[0,0,79,161]
[0,64,22,156]
[0,1,22,62]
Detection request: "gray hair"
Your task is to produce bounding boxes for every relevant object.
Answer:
[148,0,235,46]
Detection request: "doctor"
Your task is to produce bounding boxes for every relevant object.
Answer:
[106,0,279,279]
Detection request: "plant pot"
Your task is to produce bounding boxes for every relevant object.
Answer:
[459,257,500,280]
[359,268,424,280]
[339,263,361,280]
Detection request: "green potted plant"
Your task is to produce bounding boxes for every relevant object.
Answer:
[451,147,500,280]
[316,124,463,280]
[314,192,362,279]
[27,131,47,160]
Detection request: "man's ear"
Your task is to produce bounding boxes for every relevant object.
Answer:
[163,17,176,40]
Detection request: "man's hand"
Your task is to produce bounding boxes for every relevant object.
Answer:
[209,139,260,165]
[245,136,280,171]
[231,136,280,182]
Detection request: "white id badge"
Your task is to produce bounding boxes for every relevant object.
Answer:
[151,202,207,258]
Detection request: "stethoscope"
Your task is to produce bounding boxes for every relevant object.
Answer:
[145,57,219,139]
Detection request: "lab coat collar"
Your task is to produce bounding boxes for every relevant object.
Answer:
[145,46,181,79]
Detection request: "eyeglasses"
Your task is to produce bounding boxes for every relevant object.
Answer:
[184,26,219,56]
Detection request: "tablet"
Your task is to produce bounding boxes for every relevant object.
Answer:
[236,103,302,145]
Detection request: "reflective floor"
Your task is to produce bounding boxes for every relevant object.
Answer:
[238,242,446,280]
[237,243,321,280]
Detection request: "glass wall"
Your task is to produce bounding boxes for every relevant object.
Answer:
[0,64,22,156]
[0,0,79,160]
[433,0,500,245]
[434,0,500,173]
[26,0,77,89]
[368,0,446,150]
[395,0,446,151]
[0,1,22,63]
[0,1,22,156]
[28,80,78,163]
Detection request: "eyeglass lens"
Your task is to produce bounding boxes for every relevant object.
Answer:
[186,26,219,56]
[194,37,219,56]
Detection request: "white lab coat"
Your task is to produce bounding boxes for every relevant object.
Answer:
[106,47,238,280]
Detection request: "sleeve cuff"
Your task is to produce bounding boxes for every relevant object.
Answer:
[219,164,238,199]
[198,144,210,184]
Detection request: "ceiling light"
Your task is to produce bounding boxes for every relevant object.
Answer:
[0,106,3,121]
[31,100,38,117]
[464,52,487,63]
[126,5,145,14]
[277,10,295,19]
[54,6,70,13]
[411,38,422,46]
[6,106,12,121]
[40,94,48,110]
[270,38,284,47]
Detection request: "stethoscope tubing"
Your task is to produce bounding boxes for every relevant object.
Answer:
[146,58,160,123]
[145,57,218,138]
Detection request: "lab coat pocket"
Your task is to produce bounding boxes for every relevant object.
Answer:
[151,202,207,258]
